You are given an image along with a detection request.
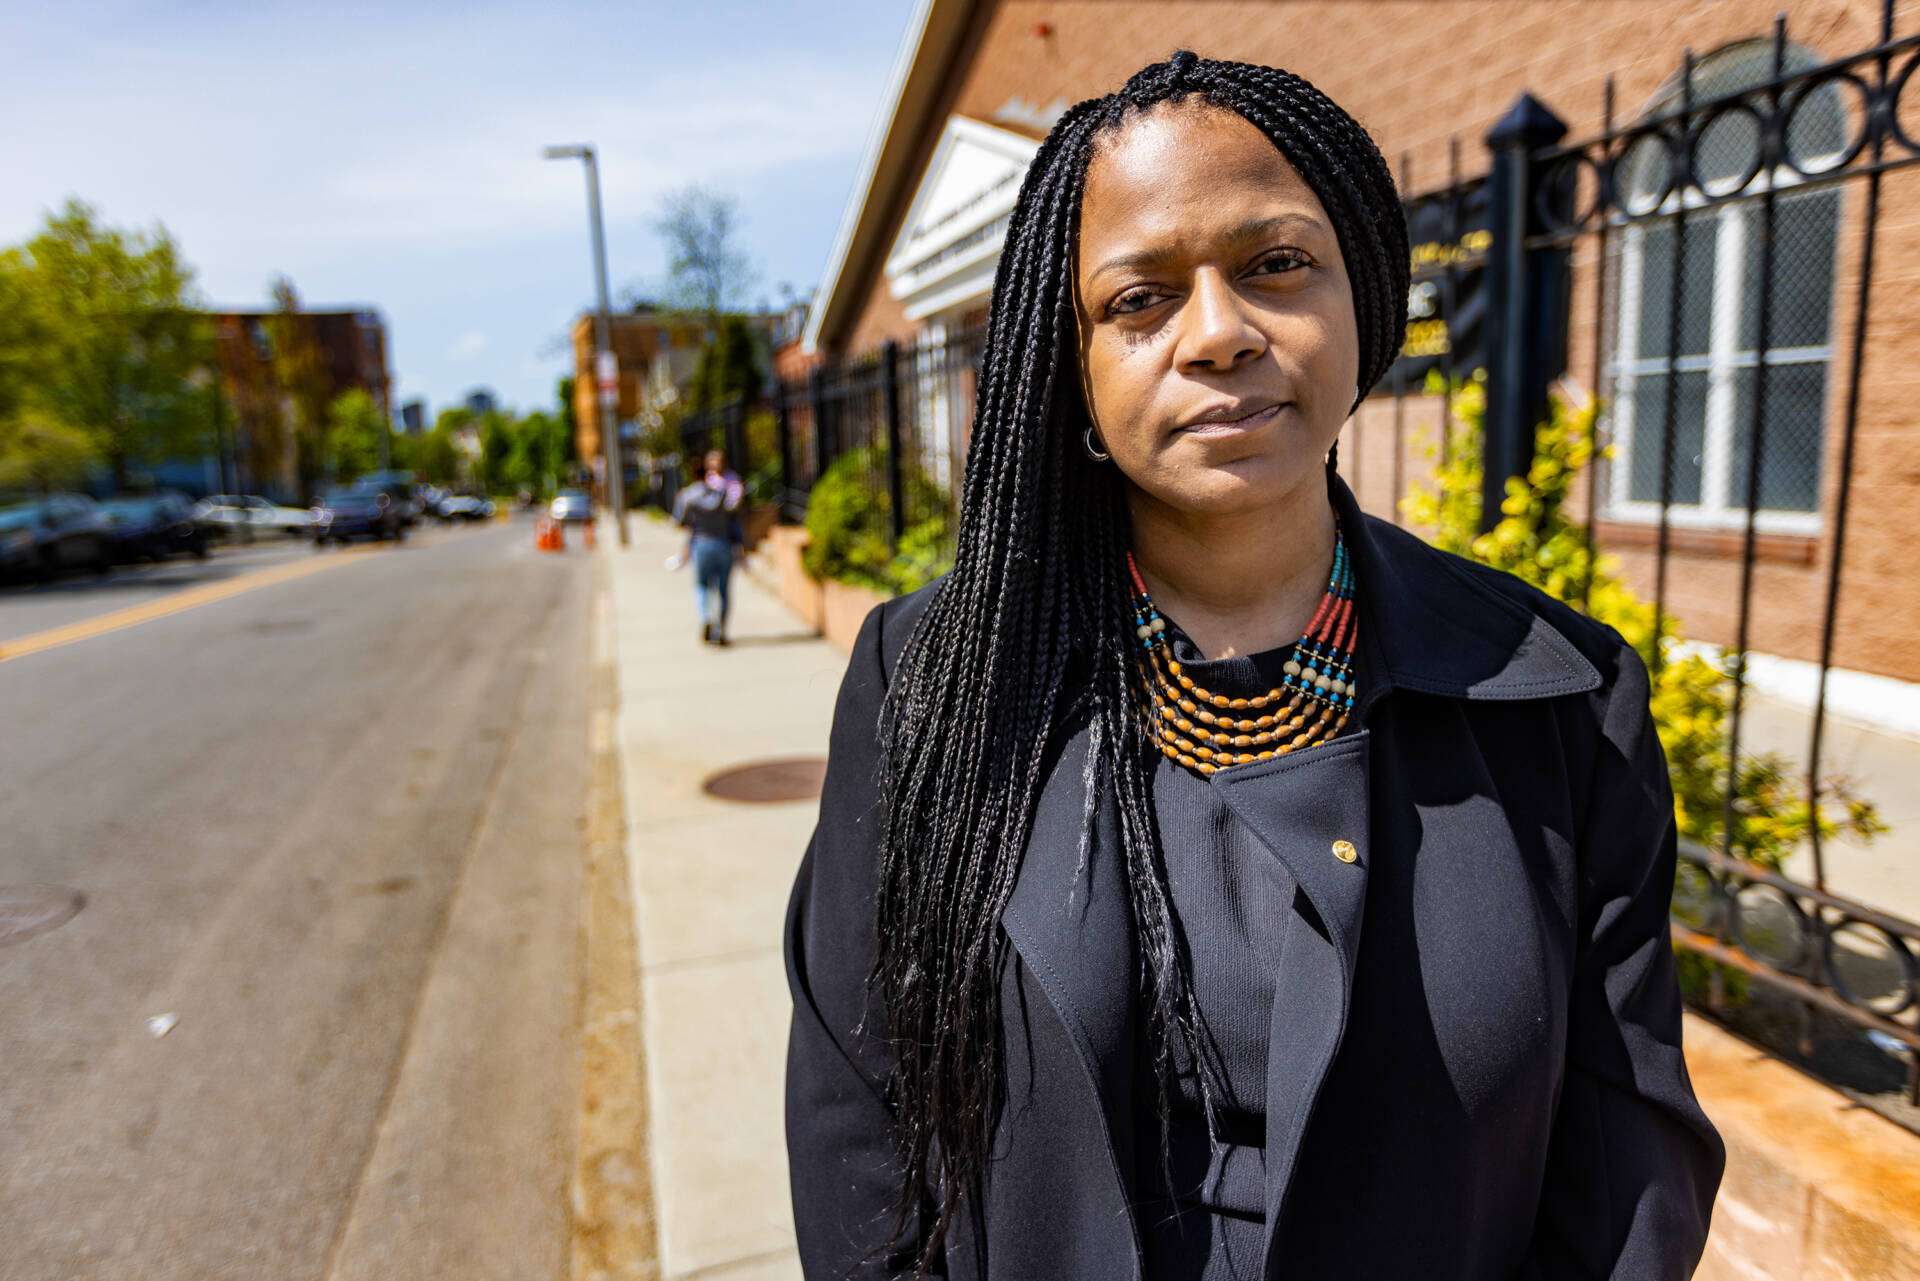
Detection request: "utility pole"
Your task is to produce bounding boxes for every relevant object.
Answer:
[544,143,630,546]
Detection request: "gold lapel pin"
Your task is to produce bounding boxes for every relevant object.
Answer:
[1331,840,1358,864]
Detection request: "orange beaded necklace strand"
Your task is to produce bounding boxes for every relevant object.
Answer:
[1127,524,1359,777]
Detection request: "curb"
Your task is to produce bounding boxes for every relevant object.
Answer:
[569,564,661,1280]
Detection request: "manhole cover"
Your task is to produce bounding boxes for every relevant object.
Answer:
[0,886,85,946]
[702,757,828,803]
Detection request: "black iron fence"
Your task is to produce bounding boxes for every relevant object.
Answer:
[682,6,1919,1099]
[766,326,984,544]
[1345,4,1920,1099]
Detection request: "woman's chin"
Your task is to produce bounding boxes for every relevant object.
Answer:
[1142,455,1321,518]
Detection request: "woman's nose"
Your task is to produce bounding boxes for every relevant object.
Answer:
[1174,268,1266,373]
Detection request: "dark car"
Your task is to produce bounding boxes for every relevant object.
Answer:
[0,494,112,582]
[311,484,404,545]
[100,492,211,563]
[355,471,422,526]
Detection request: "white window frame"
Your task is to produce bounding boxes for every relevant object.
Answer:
[1603,61,1841,537]
[915,317,954,496]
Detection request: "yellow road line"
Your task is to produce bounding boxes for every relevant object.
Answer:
[0,545,382,664]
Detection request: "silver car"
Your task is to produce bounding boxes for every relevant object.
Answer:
[192,494,311,539]
[549,490,593,523]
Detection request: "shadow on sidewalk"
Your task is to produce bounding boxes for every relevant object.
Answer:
[720,630,820,647]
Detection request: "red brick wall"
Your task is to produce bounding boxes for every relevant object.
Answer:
[833,0,1920,679]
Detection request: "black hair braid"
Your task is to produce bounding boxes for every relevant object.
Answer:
[865,54,1407,1275]
[867,99,1113,1268]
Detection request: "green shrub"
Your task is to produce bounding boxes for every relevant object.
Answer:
[803,445,953,595]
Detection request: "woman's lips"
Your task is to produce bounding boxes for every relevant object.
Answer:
[1178,402,1285,438]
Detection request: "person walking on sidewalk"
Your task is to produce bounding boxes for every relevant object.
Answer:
[784,52,1722,1281]
[671,449,744,646]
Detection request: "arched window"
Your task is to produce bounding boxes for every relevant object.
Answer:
[1606,40,1843,531]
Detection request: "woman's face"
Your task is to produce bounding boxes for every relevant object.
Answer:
[1073,102,1360,518]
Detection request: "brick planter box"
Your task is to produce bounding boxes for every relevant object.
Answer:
[760,525,892,653]
[740,504,779,553]
[821,577,890,654]
[762,525,823,632]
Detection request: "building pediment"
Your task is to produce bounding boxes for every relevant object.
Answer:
[885,115,1037,321]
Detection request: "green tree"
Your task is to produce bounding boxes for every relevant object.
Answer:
[510,409,568,496]
[0,246,96,490]
[402,419,462,485]
[0,395,99,493]
[687,314,763,412]
[0,249,43,436]
[7,200,213,488]
[324,388,387,480]
[555,375,581,471]
[477,411,515,493]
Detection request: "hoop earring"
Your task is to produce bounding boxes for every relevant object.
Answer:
[1083,425,1111,463]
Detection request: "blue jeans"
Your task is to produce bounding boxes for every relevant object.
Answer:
[691,535,734,634]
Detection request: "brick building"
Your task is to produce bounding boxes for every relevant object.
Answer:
[568,308,709,489]
[804,0,1920,688]
[210,307,390,501]
[570,306,789,494]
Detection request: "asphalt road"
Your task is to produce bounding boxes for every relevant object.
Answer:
[0,517,594,1281]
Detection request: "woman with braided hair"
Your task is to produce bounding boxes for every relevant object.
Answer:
[785,52,1721,1280]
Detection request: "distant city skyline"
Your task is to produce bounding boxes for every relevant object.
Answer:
[0,1,914,418]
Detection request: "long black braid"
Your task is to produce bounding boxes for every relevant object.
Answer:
[866,52,1409,1272]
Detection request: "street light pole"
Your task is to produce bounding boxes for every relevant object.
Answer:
[544,143,630,546]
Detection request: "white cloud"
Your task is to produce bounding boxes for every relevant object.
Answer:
[449,331,490,360]
[0,0,913,410]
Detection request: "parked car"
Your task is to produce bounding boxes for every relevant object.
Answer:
[311,484,404,544]
[100,491,211,563]
[355,471,422,526]
[436,492,495,523]
[193,494,311,540]
[0,494,112,582]
[550,489,593,523]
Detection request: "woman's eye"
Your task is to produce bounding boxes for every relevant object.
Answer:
[1108,288,1163,316]
[1249,250,1310,277]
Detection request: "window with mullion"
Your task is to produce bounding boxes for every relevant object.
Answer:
[1603,41,1841,535]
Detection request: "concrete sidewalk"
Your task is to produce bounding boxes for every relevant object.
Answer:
[601,512,837,1281]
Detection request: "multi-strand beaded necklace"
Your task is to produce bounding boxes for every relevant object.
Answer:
[1127,525,1360,777]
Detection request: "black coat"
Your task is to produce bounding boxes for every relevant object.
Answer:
[785,478,1724,1280]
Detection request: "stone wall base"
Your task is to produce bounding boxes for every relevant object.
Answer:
[1687,1013,1920,1280]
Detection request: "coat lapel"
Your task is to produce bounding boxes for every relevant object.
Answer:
[1209,731,1373,1276]
[998,713,1142,1264]
[939,474,1603,1277]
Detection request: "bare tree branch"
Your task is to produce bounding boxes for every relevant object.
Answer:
[652,185,755,328]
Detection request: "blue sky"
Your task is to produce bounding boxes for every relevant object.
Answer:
[0,1,914,417]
